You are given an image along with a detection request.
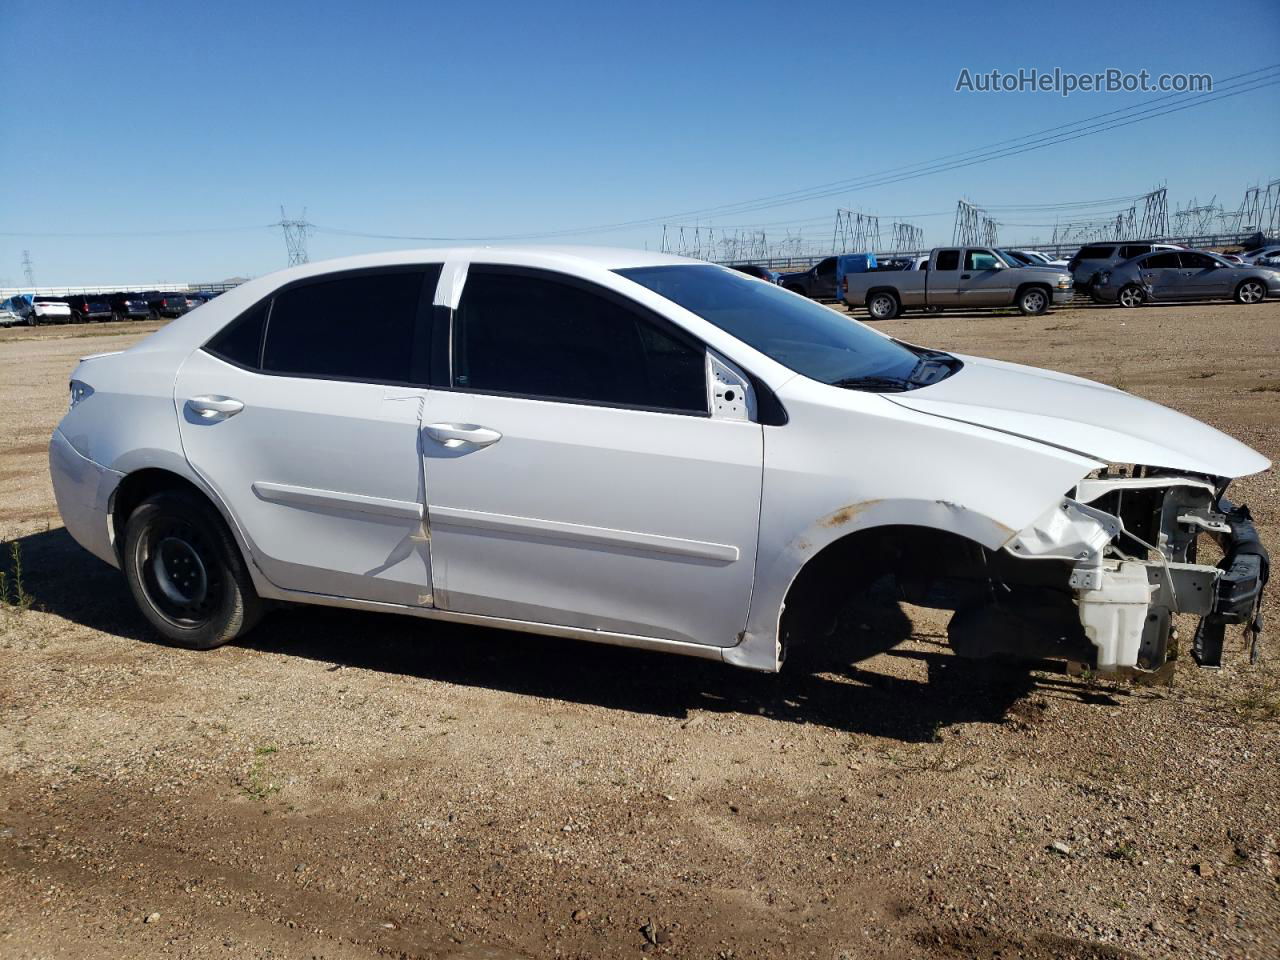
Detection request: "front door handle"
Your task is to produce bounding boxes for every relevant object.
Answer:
[188,395,244,418]
[424,422,502,448]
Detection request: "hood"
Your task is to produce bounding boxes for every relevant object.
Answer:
[888,354,1270,479]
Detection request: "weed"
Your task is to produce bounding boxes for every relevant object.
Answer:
[240,758,280,803]
[1,541,33,610]
[1108,840,1139,862]
[254,744,278,756]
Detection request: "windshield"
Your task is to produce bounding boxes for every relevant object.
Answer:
[616,264,929,386]
[999,249,1032,266]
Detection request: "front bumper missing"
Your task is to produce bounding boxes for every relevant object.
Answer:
[1082,497,1269,673]
[1190,501,1270,668]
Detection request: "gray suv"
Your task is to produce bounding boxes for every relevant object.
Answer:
[1067,242,1182,297]
[1093,249,1279,307]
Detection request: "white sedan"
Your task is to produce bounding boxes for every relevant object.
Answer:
[49,247,1270,677]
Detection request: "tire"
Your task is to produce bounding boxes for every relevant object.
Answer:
[783,284,806,296]
[866,291,900,320]
[924,305,943,314]
[1235,279,1266,305]
[1017,287,1049,316]
[149,307,160,320]
[123,490,264,649]
[1118,284,1145,308]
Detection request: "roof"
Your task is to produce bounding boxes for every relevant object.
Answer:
[275,244,702,281]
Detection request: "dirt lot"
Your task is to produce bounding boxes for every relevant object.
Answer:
[2,301,1278,960]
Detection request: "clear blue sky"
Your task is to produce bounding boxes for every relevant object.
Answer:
[1,0,1277,285]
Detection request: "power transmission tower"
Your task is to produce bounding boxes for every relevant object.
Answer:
[1137,187,1168,239]
[275,207,312,266]
[833,209,881,252]
[21,250,35,287]
[888,222,924,252]
[952,200,990,246]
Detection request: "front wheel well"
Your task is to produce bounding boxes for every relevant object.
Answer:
[778,525,991,660]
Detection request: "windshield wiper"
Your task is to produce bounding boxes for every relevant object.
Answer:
[831,375,916,392]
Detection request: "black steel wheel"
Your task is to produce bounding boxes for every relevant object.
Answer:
[123,490,263,649]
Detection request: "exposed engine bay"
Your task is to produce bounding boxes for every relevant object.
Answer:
[892,466,1269,678]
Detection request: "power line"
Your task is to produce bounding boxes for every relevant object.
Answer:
[304,65,1279,243]
[22,250,35,287]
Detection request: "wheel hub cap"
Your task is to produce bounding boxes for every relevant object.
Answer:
[152,536,208,607]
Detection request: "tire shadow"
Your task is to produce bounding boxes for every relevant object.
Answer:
[9,527,1059,743]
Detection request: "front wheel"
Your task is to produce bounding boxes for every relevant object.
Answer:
[866,292,900,320]
[1017,287,1049,315]
[123,490,264,649]
[1118,284,1145,308]
[1235,279,1267,305]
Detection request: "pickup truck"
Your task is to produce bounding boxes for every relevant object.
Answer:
[782,253,919,300]
[843,247,1074,319]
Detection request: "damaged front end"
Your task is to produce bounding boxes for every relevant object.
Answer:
[998,468,1269,676]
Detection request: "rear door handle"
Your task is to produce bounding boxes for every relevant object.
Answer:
[960,274,972,279]
[188,395,244,418]
[424,423,502,448]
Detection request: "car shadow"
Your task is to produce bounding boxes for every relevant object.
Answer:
[5,527,1117,743]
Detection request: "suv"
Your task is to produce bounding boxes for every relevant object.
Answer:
[145,292,192,319]
[1067,242,1182,297]
[109,292,152,322]
[63,295,113,323]
[780,256,839,299]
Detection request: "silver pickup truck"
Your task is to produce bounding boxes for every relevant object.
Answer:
[843,247,1074,319]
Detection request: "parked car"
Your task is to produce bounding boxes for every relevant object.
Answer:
[1013,249,1069,268]
[0,297,22,326]
[1093,249,1279,307]
[779,256,840,299]
[9,295,73,324]
[63,294,113,323]
[48,247,1269,678]
[108,292,153,321]
[1067,242,1183,297]
[843,246,1073,319]
[146,291,192,319]
[1238,243,1280,264]
[729,264,781,284]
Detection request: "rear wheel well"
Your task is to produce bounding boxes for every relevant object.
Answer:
[111,469,220,561]
[862,286,901,304]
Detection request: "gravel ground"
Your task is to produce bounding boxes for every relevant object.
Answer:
[1,300,1278,959]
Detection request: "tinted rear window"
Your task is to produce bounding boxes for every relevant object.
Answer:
[1076,246,1116,259]
[252,268,436,383]
[206,301,269,368]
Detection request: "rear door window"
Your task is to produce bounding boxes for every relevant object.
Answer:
[261,269,436,383]
[934,249,960,271]
[1143,253,1181,269]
